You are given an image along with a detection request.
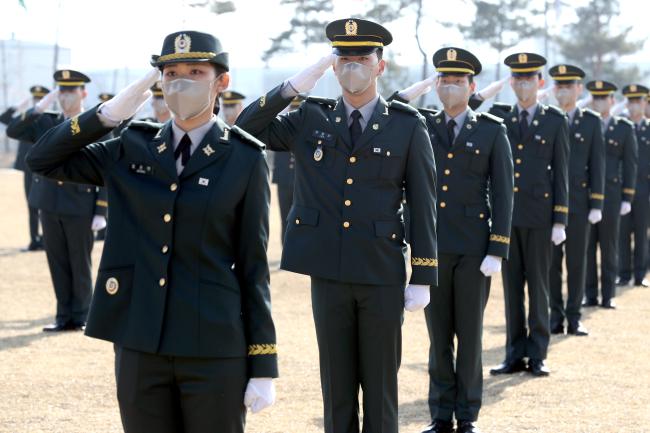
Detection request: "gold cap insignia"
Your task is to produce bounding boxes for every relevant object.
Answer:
[174,33,192,54]
[631,85,638,92]
[518,53,528,63]
[558,65,567,74]
[105,277,119,295]
[224,91,232,98]
[345,20,358,36]
[447,49,457,61]
[62,70,70,79]
[596,81,603,89]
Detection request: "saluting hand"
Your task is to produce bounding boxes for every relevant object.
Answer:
[398,75,436,102]
[287,54,336,94]
[34,90,59,113]
[100,69,160,123]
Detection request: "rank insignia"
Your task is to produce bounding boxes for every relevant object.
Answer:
[157,142,167,154]
[203,144,215,156]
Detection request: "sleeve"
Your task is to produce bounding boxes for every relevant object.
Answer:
[5,108,39,143]
[0,107,16,125]
[622,124,638,202]
[234,83,304,152]
[552,116,570,225]
[386,91,409,104]
[468,93,484,111]
[406,115,438,285]
[588,117,606,210]
[94,187,108,216]
[487,124,514,258]
[236,153,278,378]
[26,105,120,187]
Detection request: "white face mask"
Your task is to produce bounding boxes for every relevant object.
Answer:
[513,80,538,102]
[162,76,220,121]
[58,92,81,112]
[627,102,644,117]
[437,84,469,108]
[555,88,575,106]
[336,62,375,94]
[592,99,610,115]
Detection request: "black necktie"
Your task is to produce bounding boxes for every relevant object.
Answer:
[447,119,456,145]
[520,110,529,137]
[174,133,192,167]
[350,110,362,148]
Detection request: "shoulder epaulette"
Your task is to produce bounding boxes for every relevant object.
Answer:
[388,99,419,115]
[230,125,266,150]
[582,108,601,119]
[477,111,504,124]
[617,116,634,127]
[544,104,566,117]
[491,102,513,112]
[128,120,164,131]
[305,96,337,108]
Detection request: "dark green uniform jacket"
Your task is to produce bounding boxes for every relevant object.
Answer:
[235,84,439,286]
[603,116,638,202]
[26,106,278,378]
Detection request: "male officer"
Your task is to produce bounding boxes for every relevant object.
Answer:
[412,48,513,433]
[489,53,569,377]
[548,65,605,337]
[271,96,301,244]
[6,70,107,332]
[236,18,438,433]
[27,31,277,432]
[618,84,650,287]
[0,85,49,251]
[584,80,637,309]
[220,90,245,125]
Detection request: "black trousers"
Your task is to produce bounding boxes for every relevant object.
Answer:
[276,183,293,245]
[550,212,590,327]
[586,196,621,303]
[425,254,490,423]
[618,192,649,282]
[23,170,40,243]
[502,226,552,362]
[311,277,404,433]
[40,211,94,325]
[115,346,247,433]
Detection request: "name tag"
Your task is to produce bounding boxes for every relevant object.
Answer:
[129,162,153,175]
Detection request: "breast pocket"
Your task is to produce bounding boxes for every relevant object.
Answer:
[535,135,552,159]
[288,205,319,228]
[364,144,405,180]
[606,137,623,157]
[464,142,489,174]
[309,130,337,168]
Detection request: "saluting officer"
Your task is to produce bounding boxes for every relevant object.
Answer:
[236,18,438,433]
[271,96,301,244]
[27,31,278,432]
[149,81,172,122]
[618,84,650,287]
[414,48,514,433]
[584,80,638,309]
[548,64,605,337]
[220,90,246,126]
[489,53,570,377]
[95,92,115,241]
[0,85,50,251]
[6,70,107,332]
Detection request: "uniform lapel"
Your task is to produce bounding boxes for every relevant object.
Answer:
[522,103,543,143]
[504,105,521,144]
[179,118,231,180]
[352,97,393,153]
[327,98,352,150]
[431,111,451,148]
[148,121,178,180]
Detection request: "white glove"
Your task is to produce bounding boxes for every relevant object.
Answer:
[551,223,566,246]
[398,75,436,102]
[479,254,502,277]
[577,94,593,109]
[244,378,276,414]
[16,97,33,113]
[611,98,627,117]
[100,69,159,123]
[588,208,603,224]
[620,201,632,216]
[288,54,335,94]
[476,77,508,101]
[404,284,430,312]
[34,89,59,113]
[91,215,107,231]
[537,86,553,101]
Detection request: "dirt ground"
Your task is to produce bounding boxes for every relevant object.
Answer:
[1,167,649,433]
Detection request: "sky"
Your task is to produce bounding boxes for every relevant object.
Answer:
[0,0,647,82]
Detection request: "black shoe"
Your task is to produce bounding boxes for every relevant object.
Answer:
[616,278,630,287]
[490,359,527,375]
[582,298,599,307]
[601,299,617,309]
[43,322,71,332]
[551,322,565,335]
[528,359,550,376]
[421,419,454,433]
[457,421,482,433]
[567,321,589,336]
[24,239,44,252]
[70,322,86,331]
[634,279,649,288]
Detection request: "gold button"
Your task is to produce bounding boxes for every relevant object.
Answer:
[514,187,519,192]
[442,185,448,191]
[516,158,522,164]
[544,193,549,198]
[349,156,357,163]
[515,172,520,178]
[163,214,172,223]
[479,213,485,219]
[391,233,397,239]
[57,181,63,186]
[518,144,524,150]
[444,169,451,175]
[170,183,178,192]
[440,202,446,208]
[159,278,166,287]
[346,178,353,185]
[447,153,454,159]
[581,182,587,188]
[161,245,169,254]
[344,199,351,206]
[295,218,300,225]
[343,221,350,228]
[386,151,391,156]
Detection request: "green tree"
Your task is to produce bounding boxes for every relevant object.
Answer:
[556,0,646,85]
